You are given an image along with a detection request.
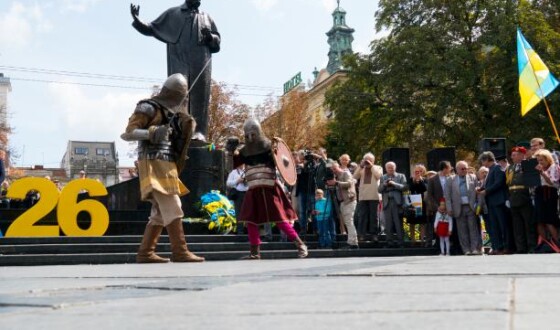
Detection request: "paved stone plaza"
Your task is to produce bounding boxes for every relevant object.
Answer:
[1,255,560,329]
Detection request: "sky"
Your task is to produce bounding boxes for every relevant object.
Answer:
[0,0,380,168]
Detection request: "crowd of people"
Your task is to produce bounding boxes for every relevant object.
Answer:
[227,137,560,255]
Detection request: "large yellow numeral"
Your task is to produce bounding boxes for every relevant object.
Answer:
[58,179,109,236]
[5,178,109,237]
[5,177,60,237]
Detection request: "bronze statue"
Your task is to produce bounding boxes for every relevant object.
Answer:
[130,0,221,140]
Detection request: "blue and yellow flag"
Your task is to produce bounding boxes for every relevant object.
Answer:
[517,28,559,116]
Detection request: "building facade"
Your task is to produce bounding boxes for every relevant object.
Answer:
[61,141,119,186]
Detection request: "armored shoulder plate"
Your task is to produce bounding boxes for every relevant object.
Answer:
[134,100,157,118]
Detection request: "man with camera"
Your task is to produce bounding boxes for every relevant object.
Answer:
[378,161,408,247]
[353,152,383,241]
[295,149,323,236]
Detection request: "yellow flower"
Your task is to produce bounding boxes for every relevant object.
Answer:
[204,201,221,214]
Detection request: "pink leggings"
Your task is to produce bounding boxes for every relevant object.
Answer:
[247,221,298,245]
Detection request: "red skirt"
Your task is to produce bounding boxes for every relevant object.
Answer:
[239,183,297,225]
[436,222,450,237]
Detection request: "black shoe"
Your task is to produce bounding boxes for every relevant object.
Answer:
[342,244,359,250]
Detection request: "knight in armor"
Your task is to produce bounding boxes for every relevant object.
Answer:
[227,119,308,259]
[121,73,204,263]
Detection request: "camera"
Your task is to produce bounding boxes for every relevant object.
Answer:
[303,149,315,162]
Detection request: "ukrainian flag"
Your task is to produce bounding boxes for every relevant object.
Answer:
[517,28,559,116]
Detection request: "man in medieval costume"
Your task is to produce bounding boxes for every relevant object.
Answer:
[227,119,308,259]
[121,73,204,263]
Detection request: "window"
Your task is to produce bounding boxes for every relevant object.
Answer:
[96,148,111,156]
[75,147,89,155]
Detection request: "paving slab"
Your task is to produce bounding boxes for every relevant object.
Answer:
[1,255,559,329]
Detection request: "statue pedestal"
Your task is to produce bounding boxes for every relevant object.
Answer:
[179,140,226,217]
[103,140,226,229]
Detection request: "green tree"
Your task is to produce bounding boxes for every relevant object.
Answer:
[325,0,560,164]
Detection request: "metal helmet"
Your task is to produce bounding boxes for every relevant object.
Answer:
[242,118,271,156]
[152,73,189,114]
[243,118,263,144]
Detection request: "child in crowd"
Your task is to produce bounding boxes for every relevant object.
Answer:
[313,189,333,249]
[434,198,453,256]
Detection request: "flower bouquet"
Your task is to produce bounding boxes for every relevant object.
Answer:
[200,190,236,234]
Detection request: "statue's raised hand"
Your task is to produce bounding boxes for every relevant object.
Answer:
[130,4,140,21]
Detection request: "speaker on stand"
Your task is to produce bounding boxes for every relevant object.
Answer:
[427,147,456,172]
[381,148,411,179]
[479,138,506,159]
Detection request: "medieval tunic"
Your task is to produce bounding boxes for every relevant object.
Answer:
[236,149,298,225]
[124,103,188,201]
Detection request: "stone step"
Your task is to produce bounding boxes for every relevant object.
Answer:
[0,241,326,254]
[0,234,392,245]
[0,247,437,266]
[0,235,255,245]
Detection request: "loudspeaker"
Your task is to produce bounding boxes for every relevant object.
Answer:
[382,148,410,179]
[427,147,456,172]
[479,138,506,159]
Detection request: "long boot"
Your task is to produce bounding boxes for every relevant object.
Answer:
[242,245,261,260]
[136,224,170,263]
[294,237,308,258]
[166,219,205,262]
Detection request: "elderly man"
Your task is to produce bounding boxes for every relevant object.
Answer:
[444,161,480,255]
[353,152,383,241]
[506,146,536,253]
[328,162,359,249]
[378,162,408,247]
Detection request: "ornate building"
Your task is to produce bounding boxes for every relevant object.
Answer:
[307,0,354,126]
[326,1,355,75]
[263,1,355,149]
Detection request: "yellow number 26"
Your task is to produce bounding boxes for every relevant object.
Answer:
[5,177,109,237]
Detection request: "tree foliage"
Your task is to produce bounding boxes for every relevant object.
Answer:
[325,0,560,164]
[262,89,326,151]
[207,80,249,146]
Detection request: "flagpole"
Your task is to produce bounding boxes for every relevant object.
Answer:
[541,97,560,144]
[518,29,560,144]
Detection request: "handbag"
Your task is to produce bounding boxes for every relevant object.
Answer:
[403,195,417,220]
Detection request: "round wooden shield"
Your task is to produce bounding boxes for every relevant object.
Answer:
[272,137,297,186]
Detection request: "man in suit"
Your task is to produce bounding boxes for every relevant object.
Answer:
[506,146,536,253]
[426,161,453,247]
[378,162,408,247]
[477,151,510,254]
[445,161,481,255]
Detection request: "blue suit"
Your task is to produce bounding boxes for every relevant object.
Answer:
[484,163,510,251]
